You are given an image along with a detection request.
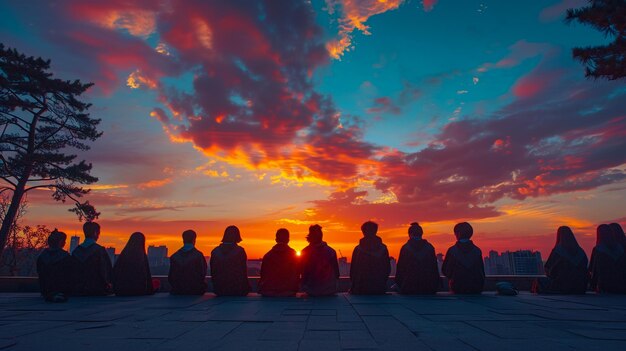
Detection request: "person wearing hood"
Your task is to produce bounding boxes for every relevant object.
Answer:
[210,226,250,296]
[442,222,484,294]
[71,221,113,296]
[258,228,300,297]
[395,222,440,294]
[589,224,626,293]
[113,232,156,296]
[36,229,75,302]
[609,223,626,250]
[168,230,207,295]
[300,224,339,296]
[349,221,390,295]
[534,226,589,294]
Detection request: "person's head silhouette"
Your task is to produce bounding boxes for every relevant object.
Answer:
[123,232,146,255]
[609,222,625,243]
[307,224,323,244]
[222,225,242,243]
[454,222,473,241]
[182,229,197,245]
[276,228,289,244]
[361,221,378,237]
[48,228,67,249]
[83,221,100,241]
[408,222,423,239]
[596,224,615,246]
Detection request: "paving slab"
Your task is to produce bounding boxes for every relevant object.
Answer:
[0,292,625,350]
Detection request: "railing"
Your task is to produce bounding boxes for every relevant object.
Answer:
[0,275,544,293]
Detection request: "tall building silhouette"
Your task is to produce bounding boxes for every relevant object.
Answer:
[69,235,80,253]
[484,250,543,275]
[147,245,168,266]
[105,247,116,264]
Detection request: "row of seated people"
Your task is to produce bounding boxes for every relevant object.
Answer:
[533,223,626,294]
[36,221,626,302]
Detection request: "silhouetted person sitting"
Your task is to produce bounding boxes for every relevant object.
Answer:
[210,226,250,296]
[37,229,74,302]
[442,222,484,294]
[610,222,626,250]
[71,221,113,296]
[168,230,207,295]
[589,224,626,293]
[258,228,300,297]
[534,226,589,294]
[395,222,440,294]
[300,224,339,296]
[113,232,156,296]
[349,221,390,295]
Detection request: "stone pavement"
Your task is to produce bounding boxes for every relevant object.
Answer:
[0,292,625,350]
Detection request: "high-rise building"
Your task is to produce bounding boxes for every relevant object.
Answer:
[147,245,168,265]
[247,259,262,276]
[69,235,80,253]
[511,250,543,275]
[105,247,116,264]
[484,250,513,275]
[389,257,397,276]
[436,253,444,276]
[338,257,350,277]
[484,250,543,275]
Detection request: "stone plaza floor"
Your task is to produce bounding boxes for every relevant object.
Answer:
[0,292,625,350]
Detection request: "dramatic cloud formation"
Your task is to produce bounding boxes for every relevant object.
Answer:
[1,0,624,258]
[310,47,626,227]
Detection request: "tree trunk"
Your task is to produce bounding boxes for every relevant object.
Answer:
[0,181,27,259]
[0,107,43,258]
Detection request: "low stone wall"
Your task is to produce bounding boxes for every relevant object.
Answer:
[0,275,543,293]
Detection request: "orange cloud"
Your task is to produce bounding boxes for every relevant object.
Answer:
[127,70,158,89]
[137,178,173,189]
[72,4,157,37]
[326,0,405,59]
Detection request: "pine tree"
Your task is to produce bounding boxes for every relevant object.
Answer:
[0,44,102,257]
[566,0,626,80]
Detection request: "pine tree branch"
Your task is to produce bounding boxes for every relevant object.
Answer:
[23,184,53,192]
[0,177,17,188]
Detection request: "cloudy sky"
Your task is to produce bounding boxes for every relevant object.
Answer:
[1,0,624,259]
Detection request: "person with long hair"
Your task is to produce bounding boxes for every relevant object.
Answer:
[442,222,484,294]
[589,224,626,293]
[534,226,589,294]
[299,224,339,296]
[609,223,626,250]
[395,222,440,294]
[113,232,156,296]
[210,226,250,296]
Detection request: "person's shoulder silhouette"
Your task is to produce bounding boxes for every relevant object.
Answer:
[113,232,155,296]
[442,222,484,294]
[37,229,74,302]
[71,221,112,296]
[169,229,207,295]
[300,224,339,296]
[395,222,439,294]
[210,226,250,296]
[258,228,299,297]
[349,221,390,295]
